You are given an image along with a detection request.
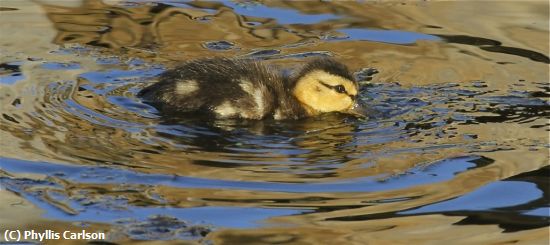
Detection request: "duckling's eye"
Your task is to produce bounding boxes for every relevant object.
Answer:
[334,85,346,93]
[319,80,348,94]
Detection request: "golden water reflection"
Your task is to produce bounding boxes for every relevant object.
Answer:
[39,0,549,88]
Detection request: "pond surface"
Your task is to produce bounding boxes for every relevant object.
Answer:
[1,1,549,244]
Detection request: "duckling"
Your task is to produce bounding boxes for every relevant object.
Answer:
[138,57,365,120]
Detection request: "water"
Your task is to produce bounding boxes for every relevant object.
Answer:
[1,1,548,243]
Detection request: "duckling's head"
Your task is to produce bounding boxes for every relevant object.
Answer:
[292,58,364,117]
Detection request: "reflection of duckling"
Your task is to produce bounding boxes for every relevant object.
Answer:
[138,58,364,120]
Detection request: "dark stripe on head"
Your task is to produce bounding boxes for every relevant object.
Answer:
[319,81,355,101]
[297,58,354,82]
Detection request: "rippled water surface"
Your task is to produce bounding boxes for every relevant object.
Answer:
[1,1,549,244]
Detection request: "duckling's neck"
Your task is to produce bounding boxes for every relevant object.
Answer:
[290,92,320,117]
[297,102,317,116]
[289,77,320,117]
[271,77,310,119]
[274,91,309,119]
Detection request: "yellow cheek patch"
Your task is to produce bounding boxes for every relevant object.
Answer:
[293,70,358,114]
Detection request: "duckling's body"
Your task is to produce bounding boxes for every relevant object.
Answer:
[138,58,362,120]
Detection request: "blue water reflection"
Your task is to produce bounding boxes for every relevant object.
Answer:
[0,156,482,194]
[224,2,338,25]
[0,61,25,85]
[338,28,440,44]
[79,68,164,85]
[401,181,545,216]
[41,62,81,70]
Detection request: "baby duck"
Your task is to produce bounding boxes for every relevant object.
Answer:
[138,57,365,120]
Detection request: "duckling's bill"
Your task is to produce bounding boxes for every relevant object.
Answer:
[346,102,368,118]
